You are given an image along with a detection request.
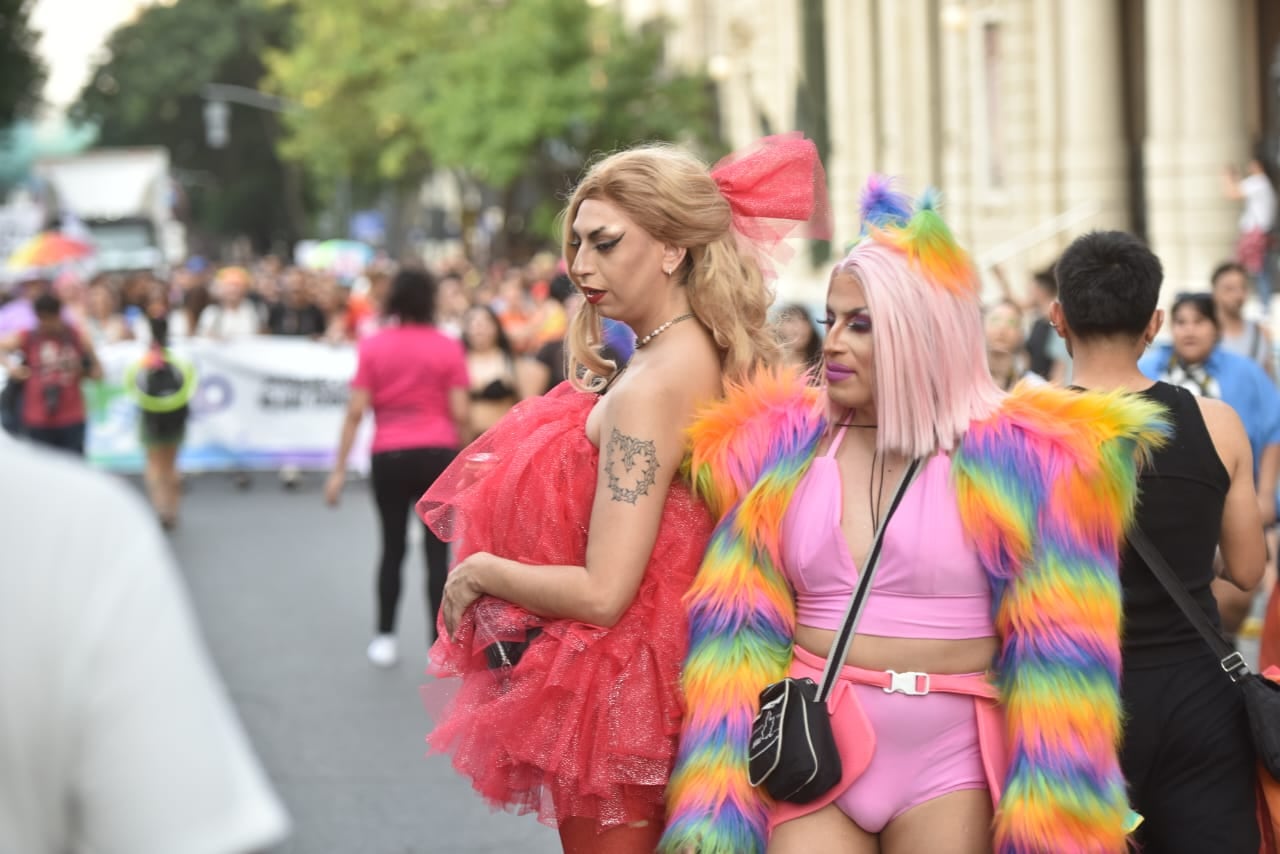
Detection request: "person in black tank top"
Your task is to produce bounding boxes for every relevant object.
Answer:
[1055,231,1266,853]
[1121,382,1230,665]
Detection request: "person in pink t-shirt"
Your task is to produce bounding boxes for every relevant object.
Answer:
[325,269,470,667]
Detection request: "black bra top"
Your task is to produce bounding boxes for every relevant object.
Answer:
[470,377,517,402]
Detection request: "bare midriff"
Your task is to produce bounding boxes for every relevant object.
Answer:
[794,624,998,675]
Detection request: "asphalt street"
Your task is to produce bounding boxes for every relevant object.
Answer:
[161,472,561,854]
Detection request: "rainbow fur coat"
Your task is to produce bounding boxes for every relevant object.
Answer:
[658,372,1169,854]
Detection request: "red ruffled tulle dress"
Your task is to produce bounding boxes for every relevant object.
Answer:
[416,382,714,830]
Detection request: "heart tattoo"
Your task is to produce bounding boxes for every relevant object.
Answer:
[605,428,660,504]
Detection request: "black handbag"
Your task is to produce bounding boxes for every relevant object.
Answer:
[484,627,543,670]
[747,458,922,803]
[1127,526,1280,778]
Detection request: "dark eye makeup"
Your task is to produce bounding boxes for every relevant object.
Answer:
[819,309,872,333]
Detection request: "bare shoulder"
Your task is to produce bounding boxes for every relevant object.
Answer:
[1194,396,1249,465]
[618,334,721,408]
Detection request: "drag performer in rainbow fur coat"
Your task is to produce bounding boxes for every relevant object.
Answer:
[658,182,1170,854]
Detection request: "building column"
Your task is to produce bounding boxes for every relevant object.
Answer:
[1058,0,1130,235]
[1144,0,1186,294]
[824,0,878,246]
[1176,0,1248,292]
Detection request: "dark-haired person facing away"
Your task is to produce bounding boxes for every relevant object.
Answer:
[1051,230,1265,853]
[325,269,470,667]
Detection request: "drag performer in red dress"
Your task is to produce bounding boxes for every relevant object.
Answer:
[417,134,829,853]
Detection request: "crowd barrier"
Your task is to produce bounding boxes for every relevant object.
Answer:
[79,337,371,473]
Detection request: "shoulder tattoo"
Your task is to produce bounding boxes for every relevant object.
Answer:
[604,427,660,504]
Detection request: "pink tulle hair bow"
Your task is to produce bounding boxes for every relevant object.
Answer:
[710,131,832,277]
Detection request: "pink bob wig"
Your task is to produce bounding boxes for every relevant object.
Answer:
[829,189,1004,459]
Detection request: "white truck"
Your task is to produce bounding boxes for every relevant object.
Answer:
[32,147,186,273]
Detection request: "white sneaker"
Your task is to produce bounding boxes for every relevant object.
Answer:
[366,634,398,668]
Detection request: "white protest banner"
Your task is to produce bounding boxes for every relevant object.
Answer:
[85,337,372,473]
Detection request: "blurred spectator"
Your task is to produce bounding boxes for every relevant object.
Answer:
[136,299,191,529]
[181,280,213,341]
[309,274,349,342]
[520,274,580,397]
[1225,152,1278,308]
[1213,260,1274,376]
[0,437,290,853]
[79,277,132,348]
[197,268,264,340]
[345,266,393,341]
[984,299,1045,391]
[325,269,469,664]
[521,277,568,351]
[462,304,520,442]
[435,274,469,339]
[0,295,101,455]
[268,268,327,337]
[993,263,1065,381]
[774,302,822,376]
[494,271,533,352]
[0,275,54,336]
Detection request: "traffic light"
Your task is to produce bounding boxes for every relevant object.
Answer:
[204,100,230,149]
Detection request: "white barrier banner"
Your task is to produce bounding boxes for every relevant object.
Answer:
[85,337,371,473]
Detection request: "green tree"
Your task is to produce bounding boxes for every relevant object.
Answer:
[264,0,442,245]
[0,0,46,128]
[269,0,720,257]
[71,0,305,251]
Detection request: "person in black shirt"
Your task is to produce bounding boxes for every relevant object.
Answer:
[1053,230,1265,853]
[267,269,327,338]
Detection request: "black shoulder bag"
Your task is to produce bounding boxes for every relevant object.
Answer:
[1128,526,1280,777]
[747,457,923,803]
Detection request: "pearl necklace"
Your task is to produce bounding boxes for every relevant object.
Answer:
[634,312,696,349]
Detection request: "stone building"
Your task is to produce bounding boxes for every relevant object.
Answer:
[609,0,1280,304]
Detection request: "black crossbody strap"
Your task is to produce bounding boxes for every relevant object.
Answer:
[817,457,923,702]
[1127,526,1251,681]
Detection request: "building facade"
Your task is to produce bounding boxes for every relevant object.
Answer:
[613,0,1280,304]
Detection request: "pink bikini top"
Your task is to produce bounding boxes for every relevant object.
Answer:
[779,426,994,639]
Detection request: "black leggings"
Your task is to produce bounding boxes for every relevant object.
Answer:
[370,447,456,641]
[1122,651,1259,853]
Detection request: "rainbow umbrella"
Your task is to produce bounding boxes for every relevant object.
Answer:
[297,239,374,278]
[6,232,95,271]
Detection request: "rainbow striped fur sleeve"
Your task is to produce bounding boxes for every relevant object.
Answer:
[952,383,1169,854]
[660,370,825,854]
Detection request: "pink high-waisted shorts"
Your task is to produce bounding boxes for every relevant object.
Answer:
[769,645,1006,835]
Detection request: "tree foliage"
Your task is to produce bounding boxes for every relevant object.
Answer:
[0,0,46,127]
[268,0,720,254]
[71,0,304,251]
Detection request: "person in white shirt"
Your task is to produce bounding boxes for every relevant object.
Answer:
[0,437,290,854]
[197,267,265,340]
[1225,154,1278,308]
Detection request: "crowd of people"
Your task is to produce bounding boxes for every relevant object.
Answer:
[3,131,1280,854]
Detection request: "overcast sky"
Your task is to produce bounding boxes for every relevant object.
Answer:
[30,0,155,109]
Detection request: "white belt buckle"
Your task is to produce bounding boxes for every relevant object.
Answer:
[884,669,931,696]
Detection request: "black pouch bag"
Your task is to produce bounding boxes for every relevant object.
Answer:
[748,676,841,802]
[484,627,543,670]
[746,458,921,804]
[1243,675,1280,777]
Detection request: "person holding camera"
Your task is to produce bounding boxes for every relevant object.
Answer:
[0,294,101,456]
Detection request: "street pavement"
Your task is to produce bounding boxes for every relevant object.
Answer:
[161,473,561,854]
